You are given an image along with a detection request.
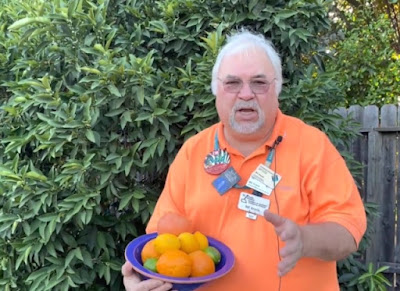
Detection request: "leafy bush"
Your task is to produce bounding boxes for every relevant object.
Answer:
[0,0,370,290]
[326,6,400,106]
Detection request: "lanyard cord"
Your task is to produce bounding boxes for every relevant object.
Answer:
[213,130,276,189]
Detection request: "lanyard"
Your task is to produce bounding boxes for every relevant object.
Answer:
[211,131,276,190]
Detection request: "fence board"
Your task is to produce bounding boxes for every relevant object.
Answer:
[393,106,400,290]
[342,105,400,290]
[363,106,383,269]
[348,105,365,197]
[396,106,400,289]
[379,105,398,287]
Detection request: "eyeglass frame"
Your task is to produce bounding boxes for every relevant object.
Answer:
[217,76,276,94]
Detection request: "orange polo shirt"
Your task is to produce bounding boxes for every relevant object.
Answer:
[146,110,366,291]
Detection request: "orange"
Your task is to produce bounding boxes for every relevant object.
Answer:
[156,249,192,278]
[157,212,193,235]
[189,250,215,277]
[178,232,200,254]
[141,239,160,263]
[194,231,209,250]
[153,233,181,254]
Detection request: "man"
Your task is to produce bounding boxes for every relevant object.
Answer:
[122,29,366,291]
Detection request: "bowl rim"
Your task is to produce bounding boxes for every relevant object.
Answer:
[125,232,235,284]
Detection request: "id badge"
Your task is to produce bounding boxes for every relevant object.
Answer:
[246,164,281,195]
[212,167,241,195]
[237,192,270,216]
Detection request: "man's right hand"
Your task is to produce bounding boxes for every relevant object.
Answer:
[122,261,174,291]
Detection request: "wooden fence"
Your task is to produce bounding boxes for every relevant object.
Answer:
[335,104,400,290]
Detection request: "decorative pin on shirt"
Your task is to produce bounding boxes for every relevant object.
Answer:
[204,148,230,175]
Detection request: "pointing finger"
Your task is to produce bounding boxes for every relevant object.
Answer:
[264,210,286,228]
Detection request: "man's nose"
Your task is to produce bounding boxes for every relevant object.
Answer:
[237,82,254,100]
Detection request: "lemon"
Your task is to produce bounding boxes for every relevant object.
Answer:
[194,231,209,250]
[153,233,181,254]
[178,232,200,254]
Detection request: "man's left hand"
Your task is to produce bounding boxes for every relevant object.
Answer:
[264,210,304,277]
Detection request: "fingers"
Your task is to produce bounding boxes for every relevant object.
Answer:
[264,210,286,228]
[264,212,304,277]
[279,224,298,241]
[123,274,172,291]
[278,258,296,277]
[121,261,136,277]
[277,242,302,276]
[122,262,142,290]
[140,280,173,291]
[122,261,174,291]
[280,242,297,258]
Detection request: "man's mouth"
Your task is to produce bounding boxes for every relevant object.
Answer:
[237,108,255,113]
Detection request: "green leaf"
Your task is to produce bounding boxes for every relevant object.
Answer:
[81,249,93,268]
[119,193,133,210]
[121,111,132,129]
[61,232,77,248]
[249,0,259,12]
[124,159,134,176]
[375,265,390,274]
[8,17,51,31]
[85,129,97,144]
[97,232,107,250]
[104,265,111,284]
[107,84,121,97]
[81,66,101,75]
[149,20,168,34]
[25,171,47,181]
[275,10,297,20]
[133,190,145,199]
[68,0,80,18]
[64,250,75,268]
[132,199,140,213]
[136,86,145,105]
[153,108,167,116]
[37,213,59,222]
[135,112,153,122]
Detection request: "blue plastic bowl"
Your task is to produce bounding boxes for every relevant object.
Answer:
[125,233,235,291]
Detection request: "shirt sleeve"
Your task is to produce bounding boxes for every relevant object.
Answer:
[145,143,189,233]
[301,133,367,246]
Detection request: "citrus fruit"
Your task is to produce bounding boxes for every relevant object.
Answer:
[157,212,193,235]
[204,246,221,264]
[141,239,160,263]
[189,250,215,277]
[156,249,192,278]
[143,258,158,272]
[194,231,209,250]
[153,233,181,254]
[178,232,200,254]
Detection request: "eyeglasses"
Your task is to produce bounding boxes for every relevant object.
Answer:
[218,77,276,94]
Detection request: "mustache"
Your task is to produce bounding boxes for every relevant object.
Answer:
[232,100,260,111]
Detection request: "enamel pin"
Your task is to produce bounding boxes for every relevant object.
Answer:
[204,148,231,175]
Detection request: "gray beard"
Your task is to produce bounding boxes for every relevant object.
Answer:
[229,101,265,134]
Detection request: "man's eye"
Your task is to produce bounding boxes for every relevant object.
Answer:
[252,80,267,85]
[225,80,241,85]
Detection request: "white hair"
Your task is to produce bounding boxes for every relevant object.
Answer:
[211,29,283,96]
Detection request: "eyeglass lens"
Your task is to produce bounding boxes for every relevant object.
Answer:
[222,78,272,93]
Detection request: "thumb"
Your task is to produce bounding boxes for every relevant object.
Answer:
[264,210,285,228]
[122,261,137,277]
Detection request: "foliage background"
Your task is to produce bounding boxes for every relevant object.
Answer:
[326,0,400,107]
[0,0,387,290]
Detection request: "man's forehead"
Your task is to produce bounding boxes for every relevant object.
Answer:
[218,49,273,75]
[225,74,268,79]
